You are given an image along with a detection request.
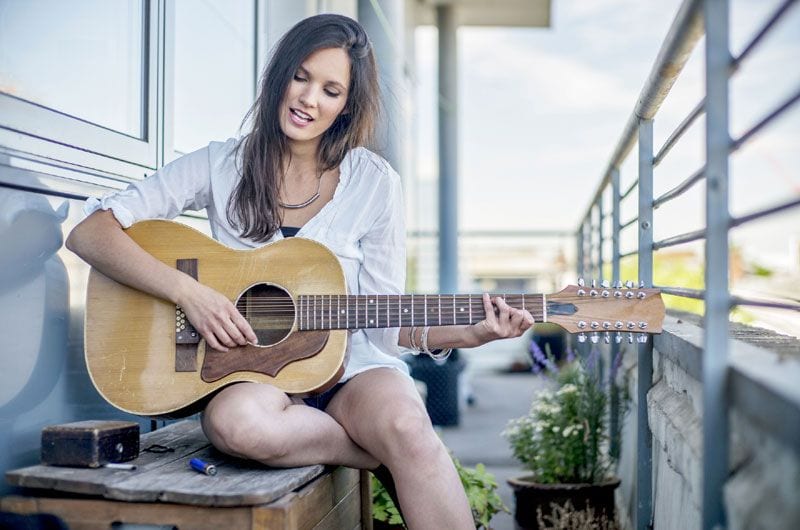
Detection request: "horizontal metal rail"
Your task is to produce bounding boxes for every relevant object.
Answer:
[653,165,706,208]
[653,227,706,249]
[621,180,638,201]
[730,0,798,72]
[730,85,800,152]
[654,99,706,166]
[730,197,800,228]
[620,217,638,231]
[656,286,800,312]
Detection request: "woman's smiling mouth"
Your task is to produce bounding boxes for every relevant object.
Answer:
[289,108,314,126]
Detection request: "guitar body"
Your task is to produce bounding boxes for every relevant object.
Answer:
[85,220,348,417]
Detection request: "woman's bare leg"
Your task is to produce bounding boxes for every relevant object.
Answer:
[201,382,378,469]
[326,368,475,530]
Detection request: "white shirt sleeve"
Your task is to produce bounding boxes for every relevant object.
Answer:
[83,145,213,227]
[358,167,413,357]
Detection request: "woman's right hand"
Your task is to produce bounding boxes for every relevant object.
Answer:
[176,280,259,352]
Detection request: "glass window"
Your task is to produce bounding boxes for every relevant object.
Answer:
[173,0,255,154]
[0,0,146,138]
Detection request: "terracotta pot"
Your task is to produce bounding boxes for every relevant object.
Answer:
[507,476,621,530]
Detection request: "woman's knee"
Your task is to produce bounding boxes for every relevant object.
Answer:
[202,383,291,460]
[382,404,443,464]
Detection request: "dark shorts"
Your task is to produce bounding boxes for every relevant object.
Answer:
[302,382,346,411]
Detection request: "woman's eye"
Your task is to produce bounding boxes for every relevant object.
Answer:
[293,75,306,82]
[324,89,341,98]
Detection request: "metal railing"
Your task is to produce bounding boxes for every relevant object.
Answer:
[576,1,800,529]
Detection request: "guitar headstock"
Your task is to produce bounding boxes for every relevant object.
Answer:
[546,281,665,344]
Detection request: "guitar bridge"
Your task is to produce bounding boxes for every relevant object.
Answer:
[175,259,201,372]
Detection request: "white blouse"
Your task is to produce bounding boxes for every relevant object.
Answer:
[85,138,412,382]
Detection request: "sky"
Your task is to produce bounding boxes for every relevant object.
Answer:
[413,0,800,269]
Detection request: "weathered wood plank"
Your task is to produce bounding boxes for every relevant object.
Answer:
[311,485,361,530]
[110,444,324,505]
[6,420,325,506]
[250,467,359,530]
[2,495,256,530]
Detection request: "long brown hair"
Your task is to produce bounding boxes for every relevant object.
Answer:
[228,14,380,242]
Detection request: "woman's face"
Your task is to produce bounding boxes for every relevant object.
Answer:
[279,47,351,148]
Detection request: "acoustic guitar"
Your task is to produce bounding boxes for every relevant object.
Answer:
[85,220,665,417]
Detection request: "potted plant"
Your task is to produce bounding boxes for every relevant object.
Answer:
[372,454,508,529]
[502,351,628,530]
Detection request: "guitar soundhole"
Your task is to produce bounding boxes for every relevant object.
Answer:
[236,283,295,347]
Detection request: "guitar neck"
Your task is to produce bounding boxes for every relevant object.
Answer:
[295,294,545,330]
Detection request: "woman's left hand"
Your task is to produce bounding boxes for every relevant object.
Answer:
[466,293,535,347]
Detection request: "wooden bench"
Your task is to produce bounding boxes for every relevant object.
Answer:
[2,420,372,530]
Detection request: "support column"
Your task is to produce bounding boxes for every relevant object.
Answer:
[358,0,405,173]
[437,5,458,293]
[703,1,731,528]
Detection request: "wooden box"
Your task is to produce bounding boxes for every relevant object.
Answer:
[41,420,139,467]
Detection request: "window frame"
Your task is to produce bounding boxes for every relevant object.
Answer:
[0,0,161,171]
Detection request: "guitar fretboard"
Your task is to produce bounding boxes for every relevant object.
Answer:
[296,294,545,330]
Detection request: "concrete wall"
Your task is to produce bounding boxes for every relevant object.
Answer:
[614,318,800,529]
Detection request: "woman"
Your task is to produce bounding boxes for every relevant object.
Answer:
[67,14,534,529]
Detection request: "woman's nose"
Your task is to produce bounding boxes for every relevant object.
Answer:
[298,87,317,108]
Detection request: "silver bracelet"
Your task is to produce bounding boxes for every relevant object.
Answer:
[421,326,453,360]
[408,326,420,354]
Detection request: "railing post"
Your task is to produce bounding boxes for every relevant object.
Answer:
[636,118,654,530]
[610,168,622,459]
[703,0,731,528]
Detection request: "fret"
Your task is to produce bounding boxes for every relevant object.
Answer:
[522,295,525,312]
[398,294,402,327]
[452,295,456,325]
[469,295,473,323]
[386,295,390,328]
[424,295,428,326]
[411,295,414,327]
[438,296,441,326]
[337,295,340,329]
[299,296,303,330]
[542,294,547,323]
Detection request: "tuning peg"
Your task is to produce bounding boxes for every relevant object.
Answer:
[625,280,635,289]
[627,333,634,344]
[577,332,587,343]
[601,280,610,288]
[615,332,623,344]
[578,278,585,287]
[590,332,599,344]
[604,332,611,344]
[591,278,597,288]
[639,280,646,289]
[637,333,649,344]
